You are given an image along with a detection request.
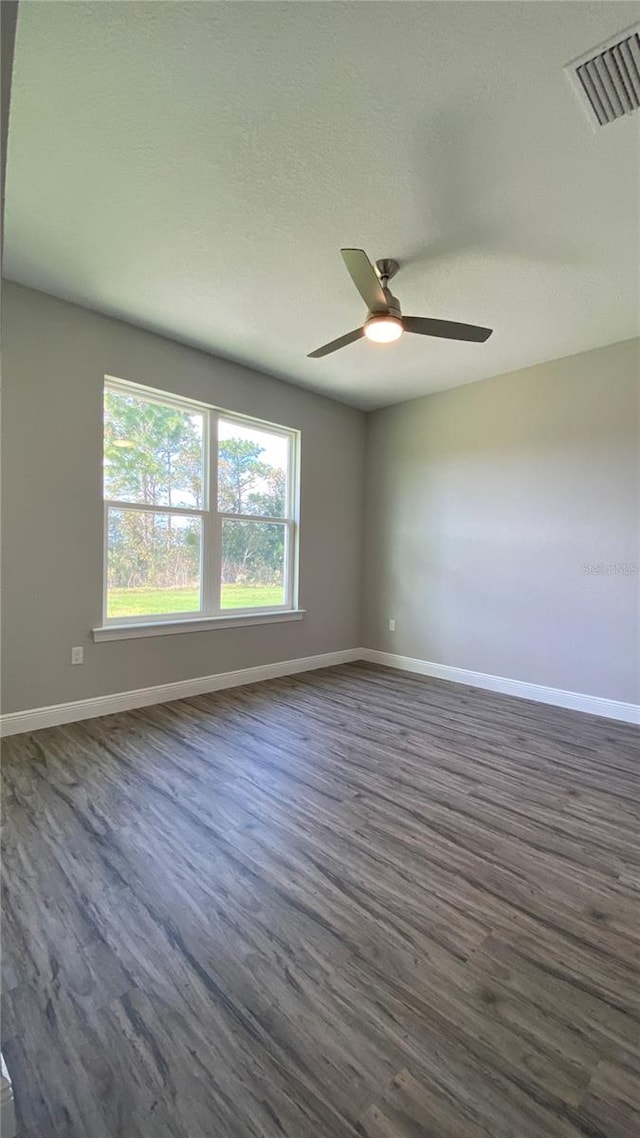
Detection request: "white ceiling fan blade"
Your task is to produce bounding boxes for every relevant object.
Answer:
[308,327,364,358]
[341,249,388,314]
[403,316,492,342]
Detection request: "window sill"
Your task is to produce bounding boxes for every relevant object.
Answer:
[93,609,306,642]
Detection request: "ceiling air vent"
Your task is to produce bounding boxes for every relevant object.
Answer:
[564,23,640,128]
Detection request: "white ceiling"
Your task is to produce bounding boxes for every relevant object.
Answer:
[4,1,640,409]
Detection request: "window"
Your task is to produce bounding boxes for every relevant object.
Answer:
[102,378,299,629]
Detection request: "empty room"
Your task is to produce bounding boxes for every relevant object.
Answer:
[1,2,639,1136]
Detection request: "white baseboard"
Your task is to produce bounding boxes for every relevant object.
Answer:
[360,648,640,725]
[2,646,638,736]
[1,1053,16,1138]
[0,649,361,737]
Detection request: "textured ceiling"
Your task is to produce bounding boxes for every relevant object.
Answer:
[4,1,640,409]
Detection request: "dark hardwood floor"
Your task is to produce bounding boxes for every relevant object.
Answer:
[1,661,639,1138]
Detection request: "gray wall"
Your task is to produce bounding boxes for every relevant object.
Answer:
[3,283,638,715]
[1,282,365,713]
[1,1,18,247]
[363,339,640,703]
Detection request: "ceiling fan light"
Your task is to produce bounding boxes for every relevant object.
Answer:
[364,315,403,344]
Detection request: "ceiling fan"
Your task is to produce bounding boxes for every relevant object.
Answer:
[308,249,493,358]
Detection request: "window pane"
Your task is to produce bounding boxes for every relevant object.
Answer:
[218,419,288,517]
[104,390,204,509]
[221,520,286,609]
[107,508,202,619]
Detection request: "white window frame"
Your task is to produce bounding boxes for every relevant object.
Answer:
[99,376,301,633]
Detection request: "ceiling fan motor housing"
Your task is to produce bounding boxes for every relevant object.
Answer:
[372,289,401,319]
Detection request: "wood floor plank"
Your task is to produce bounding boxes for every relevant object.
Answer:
[578,1047,640,1138]
[1,662,639,1137]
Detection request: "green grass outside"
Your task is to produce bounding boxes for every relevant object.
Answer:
[107,584,284,619]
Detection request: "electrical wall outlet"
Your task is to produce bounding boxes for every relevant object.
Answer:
[71,647,84,665]
[388,619,396,632]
